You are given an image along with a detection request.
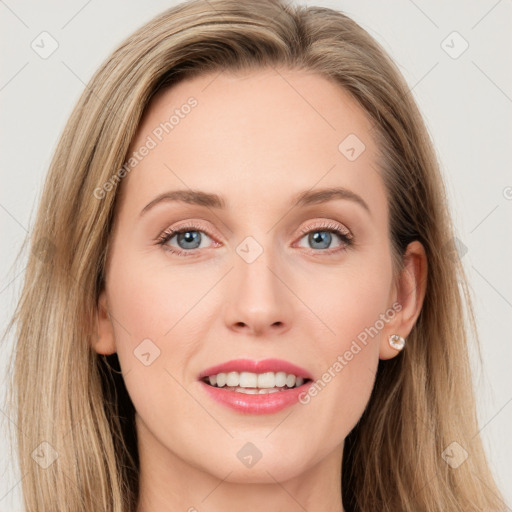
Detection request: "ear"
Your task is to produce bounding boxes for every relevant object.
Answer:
[92,289,117,355]
[379,240,428,360]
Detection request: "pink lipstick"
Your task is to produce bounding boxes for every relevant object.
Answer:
[198,358,313,414]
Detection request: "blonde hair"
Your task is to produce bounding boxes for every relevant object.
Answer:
[3,0,505,510]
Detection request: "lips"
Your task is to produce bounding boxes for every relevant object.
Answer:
[198,358,313,381]
[198,358,314,414]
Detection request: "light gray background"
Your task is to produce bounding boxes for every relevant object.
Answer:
[1,1,511,510]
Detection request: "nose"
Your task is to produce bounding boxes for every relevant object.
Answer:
[223,246,293,337]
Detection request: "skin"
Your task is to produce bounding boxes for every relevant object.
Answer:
[94,67,427,512]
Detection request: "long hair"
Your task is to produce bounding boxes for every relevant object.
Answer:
[3,0,505,510]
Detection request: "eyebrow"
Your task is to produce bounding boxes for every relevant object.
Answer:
[139,187,371,216]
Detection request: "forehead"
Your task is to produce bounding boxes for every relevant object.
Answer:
[139,67,375,151]
[118,67,385,218]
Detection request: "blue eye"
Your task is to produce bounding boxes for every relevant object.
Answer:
[170,230,204,250]
[300,230,345,250]
[296,222,353,254]
[157,224,214,256]
[157,221,353,257]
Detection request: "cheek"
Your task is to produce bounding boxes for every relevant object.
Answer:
[306,250,394,351]
[104,256,208,450]
[104,254,207,409]
[296,254,393,437]
[106,250,208,345]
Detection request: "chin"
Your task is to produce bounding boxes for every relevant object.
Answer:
[221,461,309,485]
[195,440,315,484]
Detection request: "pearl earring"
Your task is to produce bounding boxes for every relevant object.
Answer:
[388,334,406,351]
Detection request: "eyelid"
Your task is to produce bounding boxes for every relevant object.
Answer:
[156,219,352,240]
[297,219,353,240]
[155,220,220,245]
[156,218,354,255]
[292,219,354,255]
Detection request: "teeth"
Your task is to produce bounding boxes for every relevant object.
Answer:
[223,386,283,394]
[257,372,275,388]
[286,374,296,387]
[226,371,239,386]
[275,371,287,387]
[238,388,259,394]
[205,371,307,389]
[239,371,258,387]
[216,373,227,387]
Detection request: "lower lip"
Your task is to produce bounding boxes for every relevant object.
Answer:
[199,381,312,414]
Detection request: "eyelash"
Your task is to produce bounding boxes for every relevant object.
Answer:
[156,221,354,257]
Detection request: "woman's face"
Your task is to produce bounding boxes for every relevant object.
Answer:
[96,67,423,484]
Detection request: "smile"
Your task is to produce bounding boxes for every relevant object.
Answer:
[202,371,307,393]
[198,359,313,413]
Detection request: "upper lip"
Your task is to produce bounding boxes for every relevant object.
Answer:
[198,358,313,380]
